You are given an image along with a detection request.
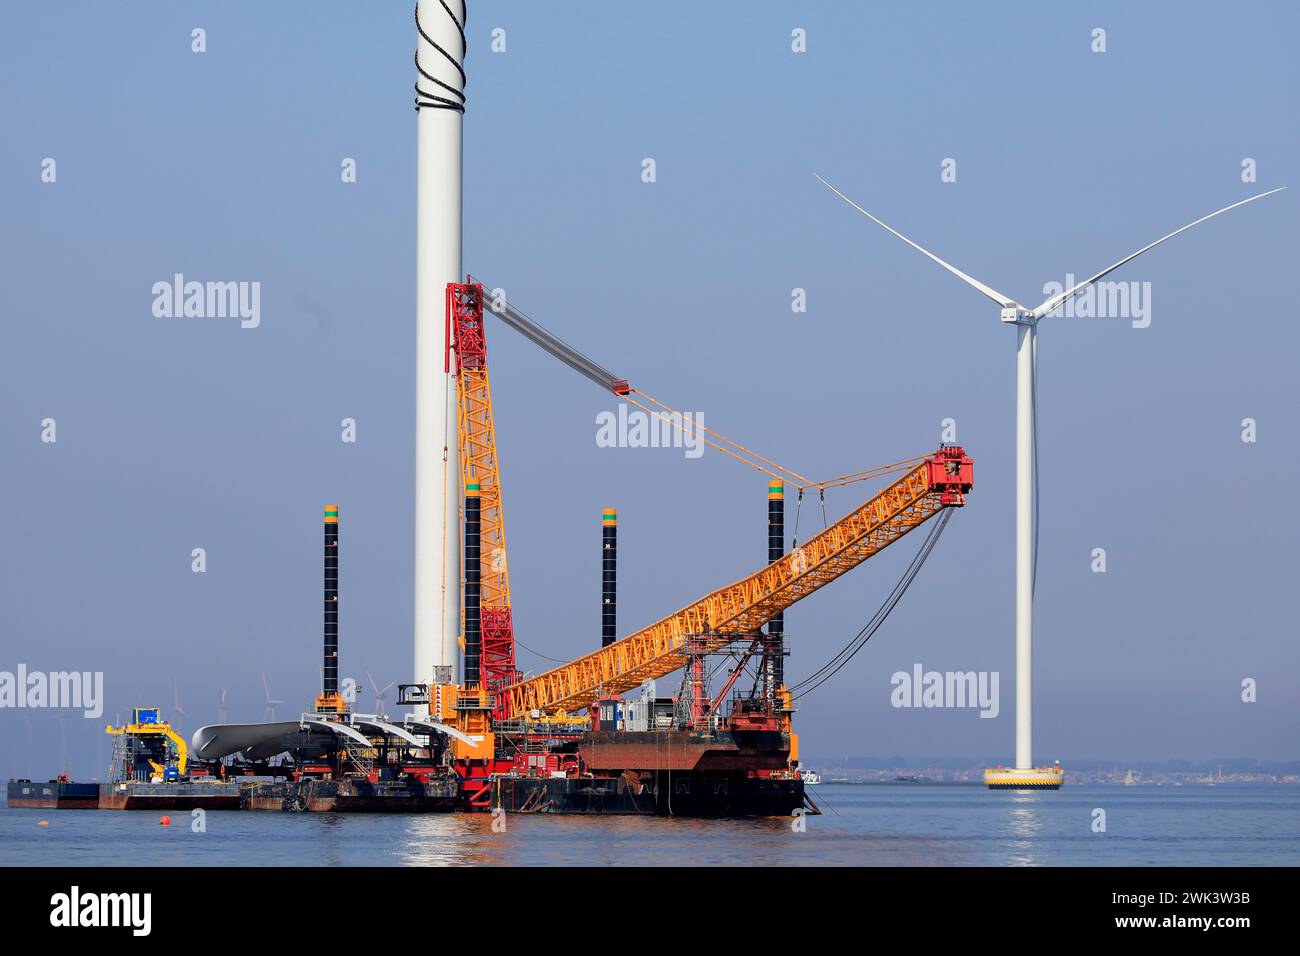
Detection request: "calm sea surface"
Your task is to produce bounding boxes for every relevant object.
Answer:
[4,783,1295,866]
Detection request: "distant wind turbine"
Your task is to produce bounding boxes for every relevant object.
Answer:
[366,671,397,716]
[22,715,32,779]
[262,673,286,722]
[172,679,188,722]
[56,713,68,777]
[816,174,1285,779]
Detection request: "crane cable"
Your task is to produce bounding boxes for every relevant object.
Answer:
[635,391,814,486]
[514,637,569,665]
[789,507,953,701]
[472,282,928,494]
[623,391,927,493]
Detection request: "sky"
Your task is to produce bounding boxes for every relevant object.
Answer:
[1,1,1297,779]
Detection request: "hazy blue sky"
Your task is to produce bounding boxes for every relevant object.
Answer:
[2,1,1296,778]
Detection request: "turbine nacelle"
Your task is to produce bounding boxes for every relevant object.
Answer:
[1000,306,1033,325]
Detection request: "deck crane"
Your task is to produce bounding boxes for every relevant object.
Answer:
[506,449,970,717]
[446,282,519,711]
[442,278,973,731]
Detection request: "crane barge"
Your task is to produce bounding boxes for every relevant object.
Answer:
[389,6,974,813]
[390,279,975,815]
[6,3,975,816]
[5,280,973,817]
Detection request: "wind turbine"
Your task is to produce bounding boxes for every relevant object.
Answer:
[816,174,1284,787]
[218,688,229,724]
[172,679,188,723]
[366,670,397,716]
[22,714,32,779]
[56,713,68,777]
[262,673,286,722]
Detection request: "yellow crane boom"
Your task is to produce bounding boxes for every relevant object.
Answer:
[504,447,973,716]
[448,282,518,697]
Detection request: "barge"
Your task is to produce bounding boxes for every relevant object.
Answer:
[96,781,242,811]
[6,778,99,810]
[244,777,458,812]
[489,771,804,816]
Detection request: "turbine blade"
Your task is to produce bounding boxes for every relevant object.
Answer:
[1031,187,1287,319]
[814,174,1019,309]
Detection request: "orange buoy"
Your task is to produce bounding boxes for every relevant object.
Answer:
[160,815,171,826]
[38,820,49,826]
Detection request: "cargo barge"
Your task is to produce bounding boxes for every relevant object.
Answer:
[9,443,971,820]
[6,778,99,810]
[96,781,242,811]
[244,777,458,812]
[7,772,800,817]
[489,772,804,816]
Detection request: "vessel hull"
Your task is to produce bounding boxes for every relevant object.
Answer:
[97,782,243,810]
[244,777,459,812]
[6,780,99,809]
[489,771,804,817]
[578,729,791,773]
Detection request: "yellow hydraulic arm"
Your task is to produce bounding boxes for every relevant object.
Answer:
[106,711,189,775]
[504,447,973,717]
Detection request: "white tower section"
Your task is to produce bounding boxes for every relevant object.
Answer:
[1014,322,1035,770]
[414,0,467,695]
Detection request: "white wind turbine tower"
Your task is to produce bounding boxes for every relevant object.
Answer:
[816,175,1284,788]
[262,673,286,722]
[172,679,188,724]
